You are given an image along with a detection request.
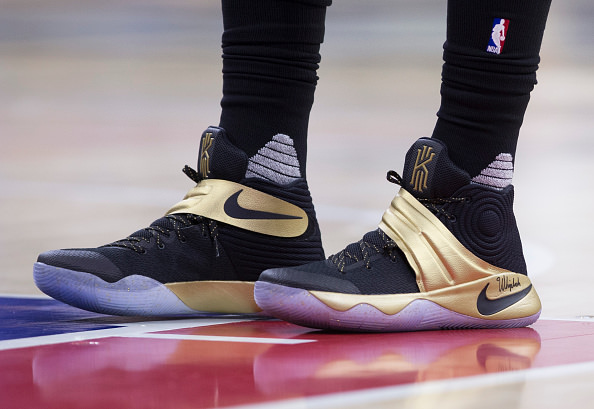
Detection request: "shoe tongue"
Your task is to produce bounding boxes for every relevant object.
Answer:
[401,138,470,199]
[197,126,248,181]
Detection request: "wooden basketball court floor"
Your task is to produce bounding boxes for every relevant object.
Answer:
[2,1,594,408]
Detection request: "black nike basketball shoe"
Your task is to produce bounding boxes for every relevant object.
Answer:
[255,137,541,332]
[33,126,324,316]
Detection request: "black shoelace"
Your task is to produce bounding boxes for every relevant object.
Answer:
[386,170,467,221]
[329,170,467,271]
[329,228,400,272]
[106,166,220,254]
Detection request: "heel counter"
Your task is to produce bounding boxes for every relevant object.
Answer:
[444,184,527,275]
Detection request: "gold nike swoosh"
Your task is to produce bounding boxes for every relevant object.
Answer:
[477,283,533,316]
[166,179,308,237]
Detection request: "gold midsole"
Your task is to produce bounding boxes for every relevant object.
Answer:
[310,273,541,320]
[165,281,261,314]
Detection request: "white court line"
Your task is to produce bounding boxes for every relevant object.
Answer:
[125,333,314,345]
[226,359,594,409]
[540,316,594,322]
[0,318,251,351]
[3,303,590,351]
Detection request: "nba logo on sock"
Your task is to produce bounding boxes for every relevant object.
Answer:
[487,18,509,55]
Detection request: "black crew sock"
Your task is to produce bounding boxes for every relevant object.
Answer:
[432,0,552,177]
[219,0,331,179]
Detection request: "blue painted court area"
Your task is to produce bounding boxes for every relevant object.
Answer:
[0,296,121,341]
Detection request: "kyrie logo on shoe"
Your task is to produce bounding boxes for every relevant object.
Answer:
[199,132,214,179]
[410,145,435,192]
[487,18,509,55]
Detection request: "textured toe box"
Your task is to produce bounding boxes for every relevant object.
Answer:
[37,249,123,282]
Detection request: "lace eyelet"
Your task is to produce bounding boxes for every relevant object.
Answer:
[158,243,165,249]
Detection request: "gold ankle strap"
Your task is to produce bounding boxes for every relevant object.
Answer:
[379,188,511,292]
[167,179,308,238]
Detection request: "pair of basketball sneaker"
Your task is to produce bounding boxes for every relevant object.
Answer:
[33,127,541,332]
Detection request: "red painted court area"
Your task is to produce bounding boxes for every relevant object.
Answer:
[2,296,594,409]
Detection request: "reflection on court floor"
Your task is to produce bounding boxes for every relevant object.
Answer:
[2,296,594,409]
